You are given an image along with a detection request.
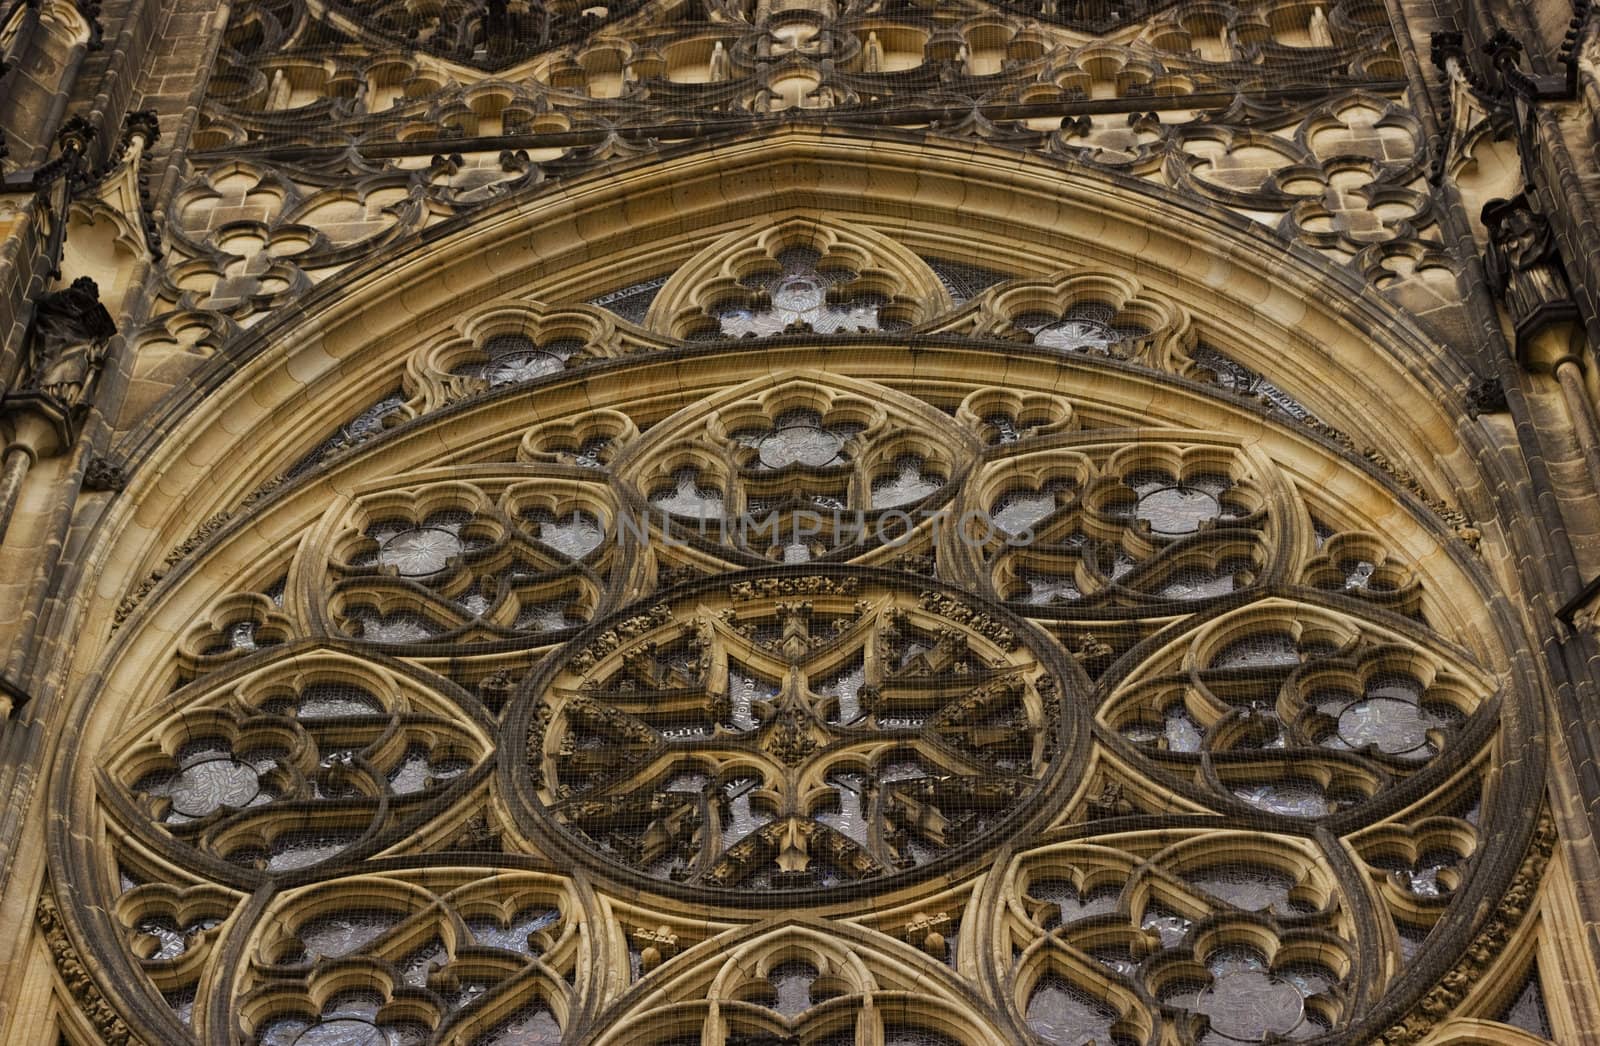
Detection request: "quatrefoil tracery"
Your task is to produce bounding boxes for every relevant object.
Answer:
[238,871,579,1046]
[617,376,974,568]
[112,653,495,881]
[1100,598,1493,822]
[323,478,618,647]
[1008,833,1355,1045]
[979,441,1272,613]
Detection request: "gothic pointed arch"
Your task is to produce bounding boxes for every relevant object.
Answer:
[22,119,1578,1045]
[6,0,1600,1025]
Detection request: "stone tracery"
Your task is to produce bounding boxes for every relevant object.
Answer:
[2,0,1591,1020]
[69,233,1531,1039]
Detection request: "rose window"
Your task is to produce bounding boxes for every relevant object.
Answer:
[507,571,1079,896]
[80,334,1529,1046]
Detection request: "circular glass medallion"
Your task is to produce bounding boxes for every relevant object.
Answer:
[1034,318,1117,353]
[758,424,844,469]
[293,1019,387,1046]
[379,527,462,576]
[771,274,826,312]
[1198,970,1306,1041]
[168,758,260,818]
[487,350,563,386]
[1337,696,1430,754]
[1135,486,1221,535]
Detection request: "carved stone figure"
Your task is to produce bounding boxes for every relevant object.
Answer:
[1308,6,1333,47]
[863,30,883,72]
[1465,375,1508,417]
[708,40,731,81]
[267,68,292,110]
[81,455,128,492]
[21,277,117,411]
[1482,193,1579,347]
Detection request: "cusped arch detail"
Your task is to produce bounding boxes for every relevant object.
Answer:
[586,917,1013,1046]
[644,213,952,340]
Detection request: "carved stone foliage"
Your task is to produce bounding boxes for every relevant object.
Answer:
[37,886,143,1045]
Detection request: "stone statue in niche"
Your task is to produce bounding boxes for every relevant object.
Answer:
[863,30,883,72]
[1483,193,1578,344]
[1308,7,1333,47]
[709,40,732,81]
[266,68,293,110]
[20,277,117,411]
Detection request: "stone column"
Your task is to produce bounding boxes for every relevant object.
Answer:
[0,446,32,545]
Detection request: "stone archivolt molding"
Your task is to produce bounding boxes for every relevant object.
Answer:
[114,131,1480,544]
[53,320,1544,1042]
